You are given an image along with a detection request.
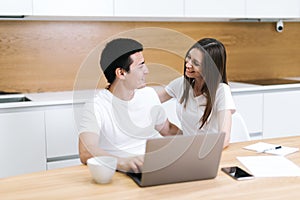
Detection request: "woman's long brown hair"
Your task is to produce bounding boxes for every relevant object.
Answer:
[180,38,227,129]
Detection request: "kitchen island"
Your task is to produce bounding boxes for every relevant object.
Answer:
[1,136,299,200]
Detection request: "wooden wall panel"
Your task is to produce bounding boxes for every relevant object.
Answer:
[0,21,300,93]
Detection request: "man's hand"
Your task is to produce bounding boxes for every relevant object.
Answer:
[117,155,144,173]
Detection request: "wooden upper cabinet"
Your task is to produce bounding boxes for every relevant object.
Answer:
[185,0,246,18]
[32,0,114,17]
[0,0,32,16]
[114,0,184,17]
[246,0,300,19]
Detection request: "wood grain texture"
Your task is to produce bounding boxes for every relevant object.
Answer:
[1,21,300,93]
[1,136,300,200]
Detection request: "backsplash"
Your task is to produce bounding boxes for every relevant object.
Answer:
[1,21,300,93]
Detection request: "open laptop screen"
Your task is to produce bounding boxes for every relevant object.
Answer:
[127,132,225,187]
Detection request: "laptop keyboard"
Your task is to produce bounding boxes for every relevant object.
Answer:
[127,172,142,181]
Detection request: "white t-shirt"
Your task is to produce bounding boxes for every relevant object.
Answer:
[79,87,166,157]
[165,76,236,135]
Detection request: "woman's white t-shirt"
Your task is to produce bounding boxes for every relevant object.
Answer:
[165,76,236,135]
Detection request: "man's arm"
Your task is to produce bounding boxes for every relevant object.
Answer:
[79,132,143,173]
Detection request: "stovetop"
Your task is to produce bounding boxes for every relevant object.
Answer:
[236,78,300,86]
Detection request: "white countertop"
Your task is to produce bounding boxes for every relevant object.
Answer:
[0,90,93,109]
[1,80,300,109]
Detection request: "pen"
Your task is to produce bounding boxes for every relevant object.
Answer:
[261,146,282,153]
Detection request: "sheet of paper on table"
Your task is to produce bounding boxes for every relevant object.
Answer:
[237,156,300,177]
[243,142,299,156]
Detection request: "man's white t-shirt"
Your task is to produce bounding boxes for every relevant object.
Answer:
[165,76,236,135]
[79,87,166,157]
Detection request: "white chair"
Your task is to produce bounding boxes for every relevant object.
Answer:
[230,112,250,143]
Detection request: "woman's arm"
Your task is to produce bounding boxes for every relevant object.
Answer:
[155,119,182,136]
[152,86,172,103]
[218,110,234,148]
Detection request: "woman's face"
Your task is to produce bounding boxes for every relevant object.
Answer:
[185,48,203,79]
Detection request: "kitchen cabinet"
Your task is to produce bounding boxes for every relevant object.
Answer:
[185,0,300,19]
[0,100,85,177]
[32,0,114,16]
[263,90,300,138]
[185,0,246,18]
[47,159,81,170]
[45,104,84,169]
[0,111,46,178]
[114,0,184,17]
[45,106,79,158]
[0,0,32,16]
[246,0,300,18]
[3,0,299,20]
[232,93,263,140]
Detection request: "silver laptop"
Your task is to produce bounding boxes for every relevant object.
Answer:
[127,132,225,187]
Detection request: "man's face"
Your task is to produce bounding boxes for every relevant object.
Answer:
[125,51,149,89]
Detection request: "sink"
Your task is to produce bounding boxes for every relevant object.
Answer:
[0,95,31,103]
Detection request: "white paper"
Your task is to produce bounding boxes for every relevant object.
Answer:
[243,142,299,156]
[237,156,300,177]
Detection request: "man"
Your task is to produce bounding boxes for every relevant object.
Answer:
[79,38,180,173]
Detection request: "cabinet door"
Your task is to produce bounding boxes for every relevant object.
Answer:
[0,111,46,178]
[246,0,300,18]
[232,93,263,138]
[47,158,81,170]
[114,0,184,17]
[32,0,114,16]
[263,90,300,138]
[185,0,246,18]
[0,0,32,16]
[45,106,80,159]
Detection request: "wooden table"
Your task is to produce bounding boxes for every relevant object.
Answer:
[1,136,300,200]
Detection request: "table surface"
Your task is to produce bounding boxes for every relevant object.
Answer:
[1,136,300,200]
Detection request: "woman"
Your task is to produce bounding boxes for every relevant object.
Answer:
[158,38,235,148]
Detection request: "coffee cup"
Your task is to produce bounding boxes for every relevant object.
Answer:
[87,156,117,184]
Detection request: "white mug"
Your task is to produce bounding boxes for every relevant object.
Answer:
[87,156,117,184]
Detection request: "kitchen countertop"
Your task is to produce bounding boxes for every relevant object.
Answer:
[0,90,93,109]
[1,79,300,109]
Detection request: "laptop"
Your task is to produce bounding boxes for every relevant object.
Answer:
[127,132,225,187]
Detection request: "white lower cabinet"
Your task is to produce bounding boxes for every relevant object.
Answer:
[0,103,85,178]
[233,88,300,140]
[0,111,46,178]
[232,93,263,140]
[45,104,84,169]
[263,90,300,138]
[47,158,82,170]
[45,106,79,158]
